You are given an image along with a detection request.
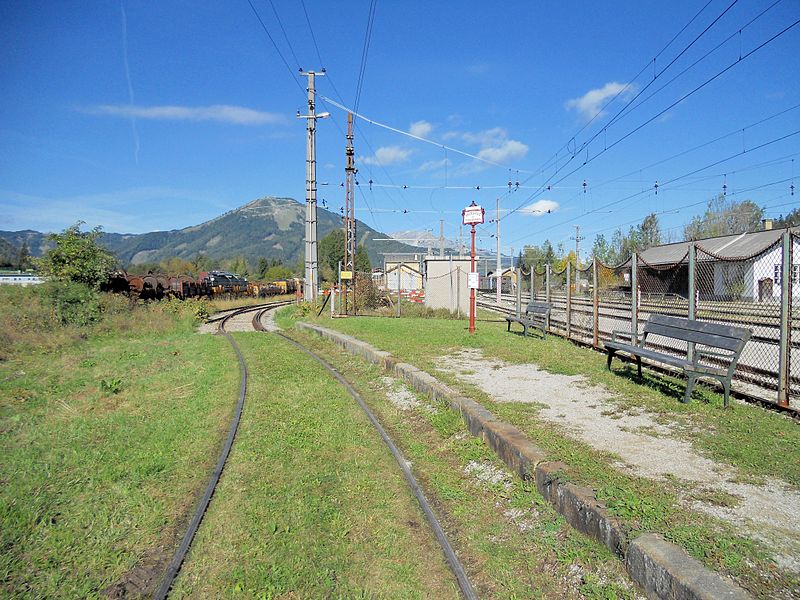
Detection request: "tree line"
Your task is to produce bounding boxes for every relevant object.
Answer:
[519,195,799,272]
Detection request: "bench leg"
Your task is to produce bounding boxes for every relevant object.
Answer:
[507,320,511,332]
[722,379,731,409]
[683,373,697,404]
[606,350,615,370]
[636,356,642,378]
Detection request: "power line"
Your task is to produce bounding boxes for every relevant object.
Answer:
[299,0,325,68]
[528,0,724,182]
[502,15,800,223]
[266,0,301,69]
[508,128,800,247]
[609,0,784,131]
[590,102,800,192]
[319,94,533,172]
[353,0,377,114]
[244,0,306,96]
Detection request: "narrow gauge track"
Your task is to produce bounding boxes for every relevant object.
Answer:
[252,306,479,599]
[153,301,289,600]
[156,302,478,599]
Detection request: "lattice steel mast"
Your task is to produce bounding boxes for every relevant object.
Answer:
[343,112,357,313]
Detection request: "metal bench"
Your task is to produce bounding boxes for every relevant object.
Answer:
[505,301,552,339]
[605,314,752,407]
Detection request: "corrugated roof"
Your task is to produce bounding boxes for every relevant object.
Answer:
[624,226,797,266]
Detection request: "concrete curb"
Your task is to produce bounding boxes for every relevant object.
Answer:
[296,322,752,600]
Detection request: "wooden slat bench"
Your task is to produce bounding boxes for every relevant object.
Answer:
[505,301,552,339]
[605,314,752,407]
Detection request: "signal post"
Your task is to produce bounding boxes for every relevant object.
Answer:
[462,201,484,334]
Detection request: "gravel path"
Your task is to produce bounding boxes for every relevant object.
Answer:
[435,348,800,573]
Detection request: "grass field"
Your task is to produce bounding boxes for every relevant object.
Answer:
[1,290,237,597]
[280,326,639,599]
[287,307,800,597]
[172,333,460,598]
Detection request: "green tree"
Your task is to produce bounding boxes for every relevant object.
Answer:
[355,244,371,273]
[37,222,117,289]
[774,207,800,228]
[684,195,763,241]
[319,229,346,273]
[592,213,663,265]
[17,241,31,270]
[192,253,214,273]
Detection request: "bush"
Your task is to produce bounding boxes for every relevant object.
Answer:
[42,281,103,326]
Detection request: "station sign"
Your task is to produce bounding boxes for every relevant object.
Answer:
[462,204,485,225]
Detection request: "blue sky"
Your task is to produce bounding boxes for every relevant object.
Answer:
[1,0,798,259]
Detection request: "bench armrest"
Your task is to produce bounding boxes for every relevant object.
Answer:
[611,329,641,344]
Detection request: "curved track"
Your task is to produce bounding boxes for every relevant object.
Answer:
[259,316,478,600]
[156,302,478,599]
[153,302,287,599]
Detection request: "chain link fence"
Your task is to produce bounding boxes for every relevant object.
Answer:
[496,234,797,408]
[634,253,690,361]
[532,267,547,302]
[695,241,781,394]
[549,265,569,336]
[596,259,633,345]
[572,262,594,344]
[789,234,800,400]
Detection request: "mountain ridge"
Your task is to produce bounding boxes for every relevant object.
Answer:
[0,196,425,269]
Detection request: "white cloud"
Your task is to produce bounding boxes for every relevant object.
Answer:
[460,127,508,147]
[477,140,528,163]
[409,120,433,138]
[520,199,559,216]
[418,158,451,172]
[84,104,286,125]
[565,82,638,121]
[361,146,412,166]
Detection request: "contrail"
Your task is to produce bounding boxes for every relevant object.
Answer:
[120,1,140,164]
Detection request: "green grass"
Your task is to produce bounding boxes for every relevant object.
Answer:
[284,309,800,597]
[171,333,459,599]
[280,327,639,599]
[0,298,237,598]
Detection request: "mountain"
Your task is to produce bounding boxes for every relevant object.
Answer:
[0,197,424,269]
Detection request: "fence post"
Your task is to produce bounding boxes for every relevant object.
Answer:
[545,263,551,331]
[779,231,791,406]
[631,253,638,342]
[530,269,534,302]
[688,244,696,362]
[456,267,461,319]
[397,262,402,318]
[592,258,599,347]
[566,262,572,339]
[516,267,522,318]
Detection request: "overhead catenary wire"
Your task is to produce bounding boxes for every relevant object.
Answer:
[502,15,800,224]
[318,95,534,173]
[527,0,733,180]
[508,128,800,247]
[244,0,306,96]
[353,0,377,115]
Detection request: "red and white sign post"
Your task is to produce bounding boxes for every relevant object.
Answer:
[462,201,484,334]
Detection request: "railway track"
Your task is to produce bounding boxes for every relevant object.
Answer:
[155,301,477,599]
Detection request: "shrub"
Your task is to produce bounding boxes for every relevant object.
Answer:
[42,281,102,326]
